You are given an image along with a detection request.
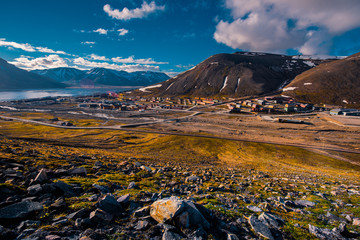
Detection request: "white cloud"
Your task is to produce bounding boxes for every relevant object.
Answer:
[94,28,108,35]
[81,41,96,45]
[103,1,165,21]
[10,55,69,70]
[111,55,168,65]
[88,54,109,61]
[117,28,129,36]
[73,57,161,72]
[0,38,68,55]
[214,0,360,55]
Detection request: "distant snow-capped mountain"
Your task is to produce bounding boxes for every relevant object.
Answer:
[31,67,170,87]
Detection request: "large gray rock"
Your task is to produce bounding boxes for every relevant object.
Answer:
[97,194,123,216]
[0,201,43,219]
[27,184,42,196]
[68,167,87,176]
[162,230,183,240]
[247,205,262,213]
[249,215,274,240]
[89,208,113,224]
[259,212,284,230]
[52,181,77,197]
[308,224,346,240]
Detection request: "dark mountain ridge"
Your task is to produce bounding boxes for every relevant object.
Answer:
[0,58,66,90]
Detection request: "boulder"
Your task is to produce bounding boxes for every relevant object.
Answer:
[308,224,346,240]
[247,205,262,213]
[249,215,274,240]
[89,209,113,225]
[0,201,43,220]
[162,230,183,240]
[185,175,200,183]
[52,181,77,197]
[151,197,184,223]
[68,167,87,176]
[117,194,131,204]
[127,182,138,189]
[258,212,284,230]
[34,169,48,183]
[295,200,316,208]
[27,184,42,196]
[97,194,123,216]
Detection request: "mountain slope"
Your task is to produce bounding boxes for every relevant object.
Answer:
[68,68,169,87]
[284,52,360,107]
[0,58,66,90]
[146,52,322,97]
[31,67,85,82]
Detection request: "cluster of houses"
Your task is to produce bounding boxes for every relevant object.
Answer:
[228,96,325,114]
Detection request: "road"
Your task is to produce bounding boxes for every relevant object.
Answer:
[1,115,360,156]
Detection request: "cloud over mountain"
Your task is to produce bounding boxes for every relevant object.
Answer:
[214,0,360,55]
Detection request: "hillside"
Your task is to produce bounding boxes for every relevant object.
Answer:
[284,52,360,108]
[0,58,66,90]
[143,52,323,97]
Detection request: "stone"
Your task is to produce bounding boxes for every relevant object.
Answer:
[227,233,240,240]
[34,169,48,183]
[51,218,68,226]
[127,182,138,189]
[150,196,185,223]
[27,184,42,195]
[17,220,41,231]
[140,165,152,172]
[135,220,149,231]
[89,209,113,224]
[249,215,274,240]
[97,194,123,216]
[295,200,316,208]
[92,184,110,194]
[174,201,210,230]
[258,212,284,230]
[162,230,183,240]
[134,206,150,217]
[52,181,77,197]
[353,218,360,226]
[68,167,87,176]
[0,200,43,219]
[246,205,262,213]
[117,194,131,204]
[185,175,200,183]
[66,208,88,220]
[308,224,346,240]
[45,235,61,240]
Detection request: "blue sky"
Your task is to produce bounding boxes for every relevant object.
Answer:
[1,0,360,76]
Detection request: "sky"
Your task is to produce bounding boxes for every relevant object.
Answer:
[1,0,360,76]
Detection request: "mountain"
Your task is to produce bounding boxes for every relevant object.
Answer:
[31,67,85,82]
[67,68,169,87]
[0,58,66,90]
[283,52,360,108]
[143,52,324,97]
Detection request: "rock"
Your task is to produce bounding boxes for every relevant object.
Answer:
[185,175,200,183]
[17,220,40,231]
[52,181,77,197]
[67,208,89,220]
[45,235,61,240]
[134,206,150,217]
[27,184,42,195]
[162,230,183,240]
[0,200,43,220]
[258,212,284,230]
[326,212,346,222]
[150,196,184,223]
[247,205,262,213]
[68,167,87,176]
[227,233,240,240]
[295,200,316,208]
[135,220,149,231]
[308,224,346,240]
[34,169,48,183]
[89,209,113,225]
[117,194,131,204]
[97,194,123,216]
[92,184,110,194]
[249,215,274,240]
[51,218,68,226]
[50,198,66,208]
[140,165,152,172]
[127,182,138,189]
[353,218,360,226]
[150,196,210,230]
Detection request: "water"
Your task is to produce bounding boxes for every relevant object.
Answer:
[0,87,134,101]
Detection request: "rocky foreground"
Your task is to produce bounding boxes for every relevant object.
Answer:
[0,143,360,240]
